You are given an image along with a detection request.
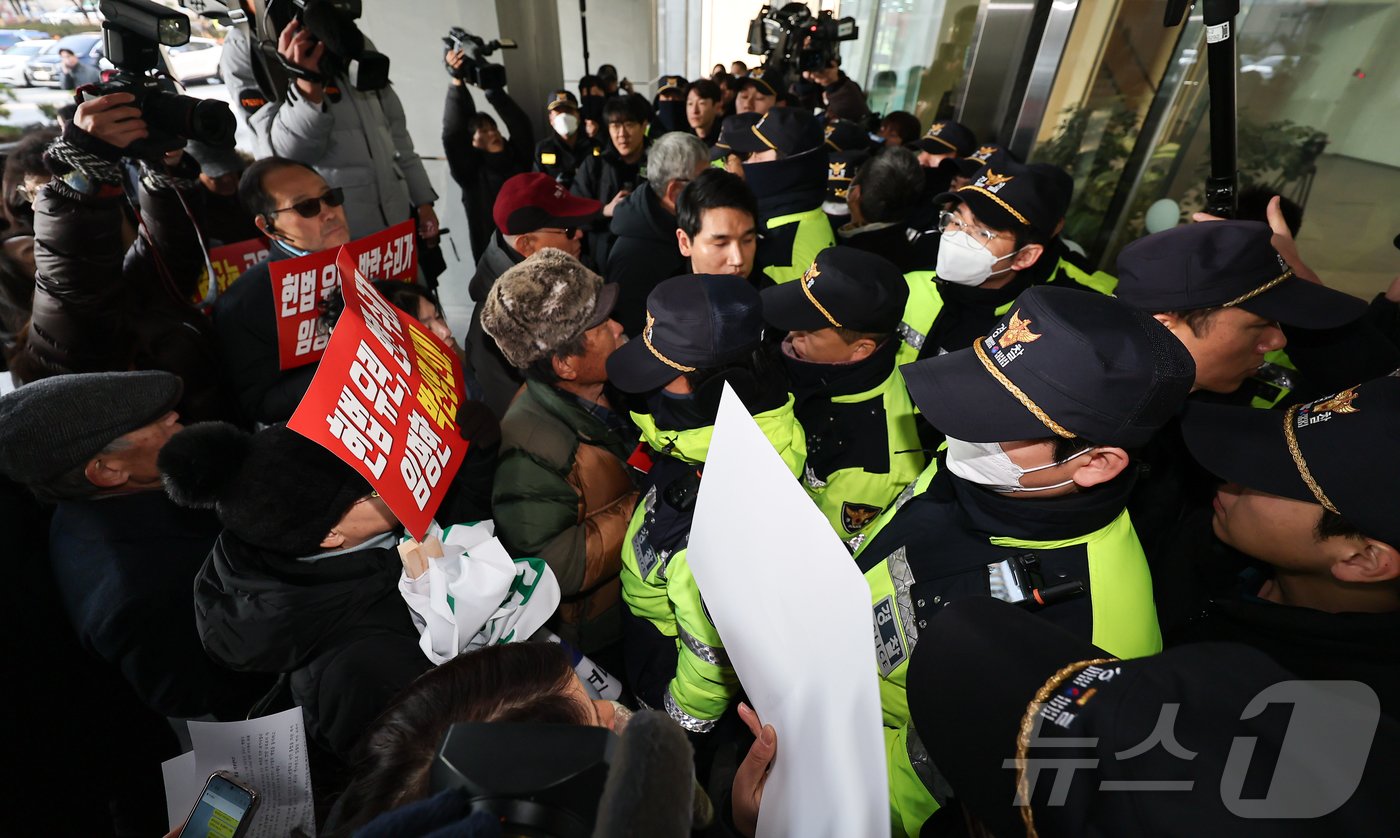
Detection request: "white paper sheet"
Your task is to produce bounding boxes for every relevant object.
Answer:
[161,750,199,830]
[687,386,889,837]
[179,707,316,838]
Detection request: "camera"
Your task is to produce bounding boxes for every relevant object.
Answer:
[432,723,613,838]
[747,2,858,92]
[442,27,517,89]
[263,0,389,91]
[92,0,236,162]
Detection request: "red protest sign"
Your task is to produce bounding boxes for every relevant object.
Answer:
[270,219,418,370]
[193,237,270,307]
[287,248,467,540]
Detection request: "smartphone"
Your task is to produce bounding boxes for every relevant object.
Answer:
[177,771,260,838]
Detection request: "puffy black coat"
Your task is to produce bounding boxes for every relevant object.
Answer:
[442,85,534,259]
[194,531,432,758]
[605,186,687,335]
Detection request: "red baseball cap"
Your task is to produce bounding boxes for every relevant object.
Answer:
[493,173,602,235]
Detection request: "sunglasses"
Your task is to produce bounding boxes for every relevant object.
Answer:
[536,226,582,239]
[272,187,346,218]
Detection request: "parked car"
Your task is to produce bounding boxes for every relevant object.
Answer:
[0,39,57,87]
[25,32,102,88]
[0,29,49,51]
[164,36,222,85]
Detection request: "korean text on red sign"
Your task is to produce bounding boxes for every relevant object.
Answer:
[287,248,466,540]
[270,219,418,370]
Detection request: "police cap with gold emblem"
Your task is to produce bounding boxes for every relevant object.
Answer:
[1182,373,1400,547]
[722,108,824,158]
[914,119,977,157]
[606,275,765,393]
[1115,220,1366,329]
[761,247,908,334]
[900,285,1196,446]
[933,159,1062,239]
[546,89,579,112]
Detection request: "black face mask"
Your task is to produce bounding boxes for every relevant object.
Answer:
[647,388,716,432]
[580,95,606,124]
[923,165,953,198]
[654,100,688,134]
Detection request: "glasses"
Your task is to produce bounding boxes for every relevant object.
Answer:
[938,211,1001,250]
[608,120,642,130]
[272,187,346,219]
[536,226,582,239]
[355,491,381,504]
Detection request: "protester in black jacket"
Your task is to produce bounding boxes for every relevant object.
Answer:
[442,48,534,259]
[213,156,352,425]
[604,131,709,335]
[572,95,650,268]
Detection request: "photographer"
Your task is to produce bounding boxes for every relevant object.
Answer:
[803,56,869,122]
[10,93,229,422]
[442,46,534,260]
[269,18,439,243]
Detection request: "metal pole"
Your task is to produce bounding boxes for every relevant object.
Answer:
[1201,0,1240,218]
[579,0,591,75]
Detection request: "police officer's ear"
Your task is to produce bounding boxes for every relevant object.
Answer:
[1009,243,1045,273]
[1327,537,1400,585]
[675,227,694,258]
[1068,447,1129,490]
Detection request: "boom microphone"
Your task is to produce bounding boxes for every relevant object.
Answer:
[591,710,702,838]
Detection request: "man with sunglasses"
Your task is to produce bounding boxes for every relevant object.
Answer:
[212,156,354,425]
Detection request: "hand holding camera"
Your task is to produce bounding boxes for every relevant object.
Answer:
[75,92,149,152]
[278,19,327,101]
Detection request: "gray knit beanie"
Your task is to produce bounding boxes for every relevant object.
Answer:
[480,247,618,368]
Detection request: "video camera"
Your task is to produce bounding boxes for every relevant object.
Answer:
[262,0,389,91]
[432,723,613,838]
[90,0,236,162]
[442,27,517,89]
[747,2,858,92]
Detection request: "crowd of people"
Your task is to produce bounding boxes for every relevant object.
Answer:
[1,8,1398,838]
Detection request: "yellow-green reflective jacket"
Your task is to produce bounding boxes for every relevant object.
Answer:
[762,207,837,285]
[619,397,806,731]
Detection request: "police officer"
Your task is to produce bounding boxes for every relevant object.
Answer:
[898,160,1115,369]
[534,90,598,187]
[761,248,924,547]
[1112,219,1377,564]
[606,275,805,734]
[652,74,690,134]
[854,285,1196,835]
[721,108,837,286]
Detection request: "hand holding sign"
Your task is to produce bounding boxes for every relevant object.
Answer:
[287,248,466,540]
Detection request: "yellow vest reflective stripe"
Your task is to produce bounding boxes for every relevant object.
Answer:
[1053,256,1119,295]
[803,367,928,546]
[762,208,837,285]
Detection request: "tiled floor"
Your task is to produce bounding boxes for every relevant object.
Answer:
[1293,155,1400,301]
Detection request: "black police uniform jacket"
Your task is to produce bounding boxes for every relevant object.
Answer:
[534,131,599,187]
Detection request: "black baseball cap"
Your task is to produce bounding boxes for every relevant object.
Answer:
[546,90,579,112]
[712,112,763,158]
[1181,373,1400,548]
[656,74,688,96]
[900,285,1195,446]
[761,247,909,334]
[606,275,765,393]
[914,119,977,157]
[723,108,823,157]
[823,118,870,153]
[948,142,1015,178]
[1115,220,1366,329]
[736,69,777,99]
[906,597,1399,838]
[934,160,1062,239]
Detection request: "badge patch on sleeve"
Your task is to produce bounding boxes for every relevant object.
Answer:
[238,88,268,115]
[873,595,907,676]
[842,501,882,534]
[540,152,557,165]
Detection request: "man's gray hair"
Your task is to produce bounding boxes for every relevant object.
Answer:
[647,132,710,199]
[853,146,923,224]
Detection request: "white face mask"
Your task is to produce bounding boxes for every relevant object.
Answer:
[551,112,580,138]
[944,436,1094,493]
[935,230,1020,287]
